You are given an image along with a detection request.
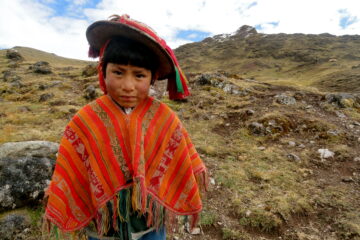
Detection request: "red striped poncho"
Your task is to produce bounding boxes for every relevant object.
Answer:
[44,95,207,234]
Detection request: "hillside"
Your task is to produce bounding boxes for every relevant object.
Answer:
[175,26,360,93]
[0,44,360,240]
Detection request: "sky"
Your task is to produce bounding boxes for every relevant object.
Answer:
[0,0,359,60]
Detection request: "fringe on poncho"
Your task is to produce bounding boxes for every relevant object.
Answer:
[43,95,207,237]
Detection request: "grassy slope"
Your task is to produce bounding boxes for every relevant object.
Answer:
[175,32,360,94]
[1,47,360,240]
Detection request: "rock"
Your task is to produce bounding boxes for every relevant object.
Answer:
[288,141,296,147]
[246,109,255,116]
[3,70,21,82]
[82,64,98,77]
[354,157,360,162]
[210,178,216,185]
[6,49,23,61]
[190,227,201,235]
[342,177,354,183]
[39,93,54,102]
[258,146,266,151]
[30,61,52,74]
[287,153,301,162]
[235,25,257,38]
[0,141,58,210]
[38,81,62,90]
[326,93,355,108]
[84,84,97,100]
[318,149,334,159]
[274,93,296,105]
[196,74,212,85]
[10,80,24,88]
[334,111,346,118]
[0,212,31,240]
[8,61,19,68]
[298,144,306,148]
[249,122,265,135]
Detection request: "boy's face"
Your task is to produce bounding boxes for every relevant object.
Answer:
[105,63,152,108]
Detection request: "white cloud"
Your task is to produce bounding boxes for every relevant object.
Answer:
[1,0,360,60]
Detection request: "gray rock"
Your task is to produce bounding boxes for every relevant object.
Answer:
[38,81,62,90]
[246,109,255,116]
[249,122,265,135]
[82,64,97,77]
[325,93,355,108]
[287,153,301,162]
[10,80,24,88]
[274,93,297,105]
[0,213,31,240]
[335,111,346,118]
[30,61,52,74]
[196,74,212,85]
[318,149,334,159]
[39,93,54,102]
[0,141,58,210]
[3,71,21,82]
[84,84,97,100]
[6,49,23,61]
[288,141,296,147]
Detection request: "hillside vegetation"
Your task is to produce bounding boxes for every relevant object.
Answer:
[0,34,360,240]
[175,25,360,93]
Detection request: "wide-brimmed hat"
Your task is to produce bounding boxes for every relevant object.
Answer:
[86,14,189,100]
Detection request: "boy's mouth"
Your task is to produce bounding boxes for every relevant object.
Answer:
[120,96,136,101]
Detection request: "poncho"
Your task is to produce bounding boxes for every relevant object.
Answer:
[44,95,207,235]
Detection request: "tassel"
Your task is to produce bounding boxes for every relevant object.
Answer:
[88,46,99,58]
[174,67,184,93]
[146,197,154,227]
[112,196,119,231]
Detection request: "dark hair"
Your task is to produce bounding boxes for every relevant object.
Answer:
[102,37,159,79]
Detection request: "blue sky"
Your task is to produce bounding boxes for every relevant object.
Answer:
[0,0,359,60]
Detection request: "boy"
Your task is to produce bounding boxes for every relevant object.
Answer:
[43,14,207,240]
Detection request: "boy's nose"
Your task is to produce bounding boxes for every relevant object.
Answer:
[122,75,135,91]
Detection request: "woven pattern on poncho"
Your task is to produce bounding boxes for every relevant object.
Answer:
[44,95,207,233]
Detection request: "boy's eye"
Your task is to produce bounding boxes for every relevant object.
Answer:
[113,70,122,75]
[136,74,146,78]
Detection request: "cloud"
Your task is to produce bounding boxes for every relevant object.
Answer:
[338,9,358,29]
[1,0,360,60]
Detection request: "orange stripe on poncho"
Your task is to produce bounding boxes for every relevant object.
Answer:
[44,95,207,233]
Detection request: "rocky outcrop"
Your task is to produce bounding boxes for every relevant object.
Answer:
[82,64,98,77]
[0,141,58,211]
[29,61,52,74]
[6,49,23,61]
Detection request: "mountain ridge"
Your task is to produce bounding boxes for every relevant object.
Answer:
[175,25,360,93]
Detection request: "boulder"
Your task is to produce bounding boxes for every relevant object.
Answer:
[82,64,98,77]
[6,49,23,61]
[29,61,52,74]
[84,84,97,100]
[325,93,355,108]
[0,212,31,240]
[0,141,58,211]
[274,93,297,105]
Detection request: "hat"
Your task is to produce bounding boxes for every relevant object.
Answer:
[86,14,190,100]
